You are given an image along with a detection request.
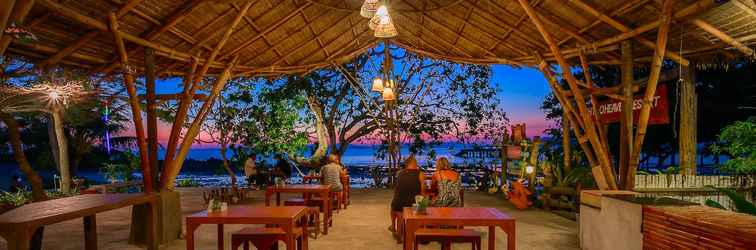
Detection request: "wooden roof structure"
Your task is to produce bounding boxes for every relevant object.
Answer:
[2,0,755,77]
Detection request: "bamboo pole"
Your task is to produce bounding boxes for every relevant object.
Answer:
[619,40,635,189]
[161,57,237,190]
[519,0,617,189]
[628,0,674,190]
[0,0,34,56]
[577,51,611,158]
[679,66,698,176]
[109,12,153,194]
[691,18,755,57]
[562,117,572,173]
[162,57,198,165]
[145,47,158,191]
[568,0,691,66]
[0,0,17,54]
[40,0,146,67]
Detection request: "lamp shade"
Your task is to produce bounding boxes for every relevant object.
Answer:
[382,87,395,101]
[369,5,389,30]
[525,165,535,174]
[371,78,384,92]
[374,15,397,38]
[360,0,380,18]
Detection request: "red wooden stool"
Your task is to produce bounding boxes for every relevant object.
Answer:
[282,199,320,238]
[283,198,307,206]
[231,227,304,250]
[414,228,481,250]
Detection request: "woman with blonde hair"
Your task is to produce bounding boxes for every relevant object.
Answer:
[431,157,462,207]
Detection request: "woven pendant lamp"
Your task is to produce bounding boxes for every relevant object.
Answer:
[374,14,397,38]
[369,5,389,30]
[382,87,396,101]
[361,0,380,18]
[371,78,384,92]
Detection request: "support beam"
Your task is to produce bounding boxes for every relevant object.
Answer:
[0,1,17,54]
[519,0,617,189]
[619,40,634,189]
[144,48,158,191]
[628,0,674,190]
[679,66,697,176]
[0,0,35,56]
[578,51,610,159]
[562,117,572,173]
[39,0,145,67]
[568,0,691,66]
[691,18,755,57]
[109,12,152,194]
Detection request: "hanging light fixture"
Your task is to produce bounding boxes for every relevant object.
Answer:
[371,78,384,92]
[374,12,397,38]
[369,5,390,30]
[360,0,380,18]
[382,86,395,101]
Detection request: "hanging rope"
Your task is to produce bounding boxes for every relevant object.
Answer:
[673,23,685,139]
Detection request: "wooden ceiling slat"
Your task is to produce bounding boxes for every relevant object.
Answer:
[231,2,286,64]
[264,12,357,66]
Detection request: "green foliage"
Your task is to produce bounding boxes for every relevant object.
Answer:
[99,151,140,182]
[177,178,200,187]
[710,117,756,175]
[654,166,680,175]
[0,190,30,206]
[704,185,756,216]
[704,199,726,210]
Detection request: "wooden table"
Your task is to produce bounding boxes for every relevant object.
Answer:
[0,193,157,250]
[302,174,321,184]
[185,206,308,250]
[403,207,516,250]
[265,184,332,234]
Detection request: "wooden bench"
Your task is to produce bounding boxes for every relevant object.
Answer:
[231,227,304,250]
[414,228,482,250]
[282,199,320,238]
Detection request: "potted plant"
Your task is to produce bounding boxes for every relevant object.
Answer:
[414,195,431,214]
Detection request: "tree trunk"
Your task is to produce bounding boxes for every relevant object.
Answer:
[293,94,328,167]
[51,107,71,193]
[219,143,237,189]
[0,112,47,201]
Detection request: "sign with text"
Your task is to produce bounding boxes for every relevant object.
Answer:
[595,84,669,124]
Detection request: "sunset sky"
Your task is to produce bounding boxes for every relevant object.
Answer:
[124,65,552,148]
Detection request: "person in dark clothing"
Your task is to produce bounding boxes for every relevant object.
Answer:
[274,154,293,182]
[389,155,425,236]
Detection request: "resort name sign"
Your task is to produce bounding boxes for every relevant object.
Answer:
[596,84,669,124]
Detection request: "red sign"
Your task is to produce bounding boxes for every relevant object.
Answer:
[595,84,669,124]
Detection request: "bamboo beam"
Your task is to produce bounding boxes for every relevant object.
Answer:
[145,47,158,191]
[0,0,35,56]
[162,57,198,166]
[222,1,313,60]
[161,57,238,190]
[558,0,649,46]
[562,117,572,173]
[691,18,755,57]
[267,12,358,66]
[39,0,145,67]
[465,0,546,52]
[619,40,634,189]
[628,0,674,190]
[0,1,17,54]
[679,66,697,176]
[12,42,110,64]
[520,0,617,190]
[578,51,611,164]
[568,0,691,66]
[109,12,152,194]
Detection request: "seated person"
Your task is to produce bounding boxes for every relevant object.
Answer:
[389,155,425,234]
[431,157,461,207]
[320,154,344,192]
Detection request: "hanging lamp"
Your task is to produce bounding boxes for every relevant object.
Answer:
[361,0,380,18]
[371,78,384,92]
[369,5,390,30]
[382,87,395,101]
[374,13,397,38]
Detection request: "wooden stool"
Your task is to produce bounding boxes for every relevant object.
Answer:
[307,191,342,214]
[414,228,481,250]
[391,211,404,243]
[283,198,307,206]
[231,227,304,250]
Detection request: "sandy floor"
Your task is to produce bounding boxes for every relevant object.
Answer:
[0,188,579,250]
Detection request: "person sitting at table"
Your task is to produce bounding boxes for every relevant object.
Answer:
[430,157,462,207]
[321,154,343,192]
[389,155,425,236]
[244,153,259,189]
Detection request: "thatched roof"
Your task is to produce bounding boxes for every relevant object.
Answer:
[4,0,756,77]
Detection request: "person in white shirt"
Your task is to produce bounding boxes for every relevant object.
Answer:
[244,153,258,189]
[321,154,343,192]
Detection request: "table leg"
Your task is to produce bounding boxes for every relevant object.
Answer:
[323,191,331,235]
[488,225,495,250]
[84,215,97,250]
[301,216,309,250]
[276,192,281,206]
[3,227,34,250]
[217,224,224,250]
[403,220,416,250]
[501,223,516,250]
[287,221,296,250]
[265,190,271,206]
[185,220,198,250]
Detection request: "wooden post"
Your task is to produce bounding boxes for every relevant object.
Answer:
[628,0,674,189]
[679,66,698,175]
[145,48,159,190]
[562,117,572,173]
[619,40,634,189]
[0,0,34,56]
[0,1,17,53]
[109,12,152,194]
[519,0,617,189]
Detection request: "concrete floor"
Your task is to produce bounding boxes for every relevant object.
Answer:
[0,188,579,250]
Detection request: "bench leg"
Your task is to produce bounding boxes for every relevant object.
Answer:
[84,215,97,250]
